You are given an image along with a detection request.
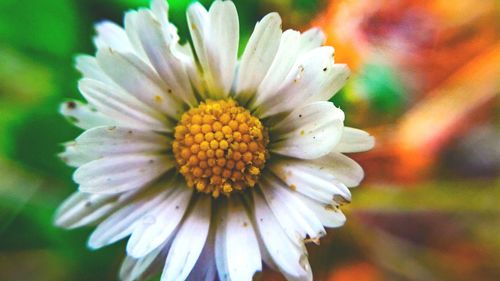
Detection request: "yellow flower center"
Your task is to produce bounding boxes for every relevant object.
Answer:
[172,99,269,197]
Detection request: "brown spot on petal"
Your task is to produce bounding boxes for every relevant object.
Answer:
[67,101,76,109]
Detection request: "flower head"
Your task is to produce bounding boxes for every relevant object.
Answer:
[56,0,374,280]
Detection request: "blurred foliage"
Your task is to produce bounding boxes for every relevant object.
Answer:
[354,63,407,116]
[0,0,79,56]
[0,0,499,280]
[351,180,500,213]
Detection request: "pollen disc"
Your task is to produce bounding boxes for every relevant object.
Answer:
[173,99,269,197]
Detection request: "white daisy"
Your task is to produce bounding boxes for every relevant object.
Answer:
[55,0,374,280]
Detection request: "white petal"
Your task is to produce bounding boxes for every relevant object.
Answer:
[55,187,145,229]
[150,0,169,27]
[75,153,174,194]
[96,48,183,118]
[275,152,364,188]
[299,28,326,52]
[335,127,375,153]
[253,30,301,109]
[268,157,352,204]
[235,13,282,104]
[54,192,116,229]
[149,2,179,47]
[295,193,346,228]
[186,239,217,281]
[120,244,167,281]
[187,2,216,100]
[252,192,312,281]
[60,100,115,130]
[88,184,172,249]
[215,198,261,281]
[257,47,350,118]
[161,196,211,281]
[317,152,365,188]
[79,78,171,132]
[93,21,134,53]
[270,102,344,160]
[127,185,193,258]
[259,173,325,244]
[185,7,209,97]
[135,10,197,106]
[60,123,169,169]
[59,143,95,167]
[200,0,239,98]
[74,126,169,157]
[206,0,239,97]
[175,42,206,97]
[186,2,209,77]
[75,55,113,84]
[123,11,148,60]
[253,29,325,111]
[253,226,279,272]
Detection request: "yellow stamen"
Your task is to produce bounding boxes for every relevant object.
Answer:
[173,99,269,197]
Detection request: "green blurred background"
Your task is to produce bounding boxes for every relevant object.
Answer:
[0,0,499,280]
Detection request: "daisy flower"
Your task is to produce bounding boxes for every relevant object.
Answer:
[55,0,374,280]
